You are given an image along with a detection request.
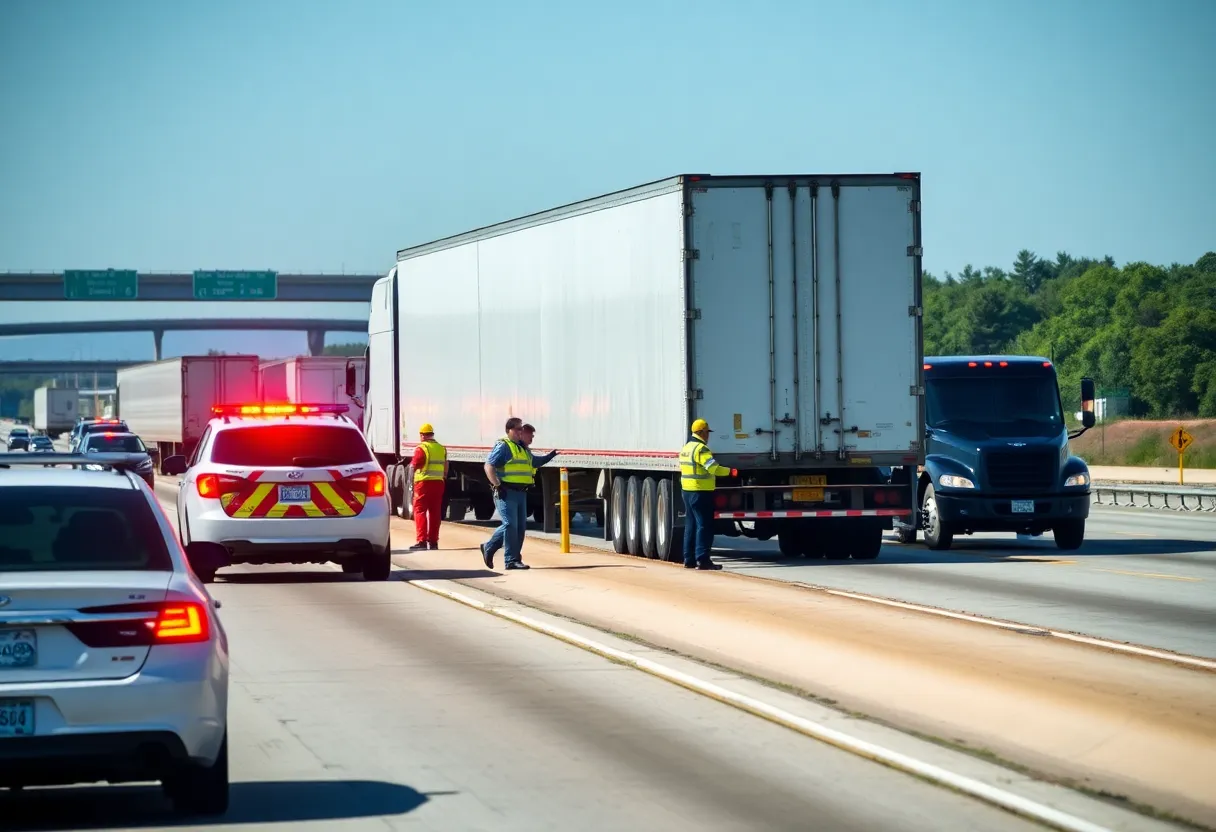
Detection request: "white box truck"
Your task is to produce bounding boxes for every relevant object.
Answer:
[33,386,79,437]
[259,355,366,427]
[117,355,261,472]
[352,173,925,560]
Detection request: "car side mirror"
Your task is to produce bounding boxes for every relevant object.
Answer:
[162,455,188,476]
[184,541,228,577]
[1079,377,1096,429]
[345,362,357,398]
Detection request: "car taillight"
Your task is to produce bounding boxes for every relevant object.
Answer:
[366,471,386,496]
[153,603,208,641]
[67,601,211,647]
[197,473,243,498]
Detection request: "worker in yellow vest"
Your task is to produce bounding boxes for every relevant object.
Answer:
[679,419,736,570]
[409,423,448,551]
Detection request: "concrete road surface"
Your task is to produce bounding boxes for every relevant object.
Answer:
[505,504,1216,660]
[3,563,1050,832]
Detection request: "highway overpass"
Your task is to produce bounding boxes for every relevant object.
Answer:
[0,272,379,302]
[0,360,140,376]
[0,317,368,358]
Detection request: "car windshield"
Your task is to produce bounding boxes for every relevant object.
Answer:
[926,374,1064,429]
[84,434,147,453]
[32,437,53,446]
[210,424,374,466]
[0,486,172,572]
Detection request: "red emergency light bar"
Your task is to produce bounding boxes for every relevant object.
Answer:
[211,403,350,417]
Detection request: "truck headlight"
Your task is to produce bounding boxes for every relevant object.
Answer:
[938,474,975,489]
[1065,473,1090,487]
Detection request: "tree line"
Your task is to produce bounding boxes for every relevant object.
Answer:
[923,250,1216,418]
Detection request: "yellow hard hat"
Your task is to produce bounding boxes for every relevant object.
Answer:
[691,419,712,433]
[419,422,434,435]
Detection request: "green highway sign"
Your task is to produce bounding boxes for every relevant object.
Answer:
[193,270,278,300]
[64,269,138,299]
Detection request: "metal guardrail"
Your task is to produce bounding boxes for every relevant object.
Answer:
[1092,482,1216,512]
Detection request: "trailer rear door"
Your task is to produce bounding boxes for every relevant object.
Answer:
[687,175,923,464]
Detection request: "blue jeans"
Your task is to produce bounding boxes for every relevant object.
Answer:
[682,490,715,567]
[485,488,528,565]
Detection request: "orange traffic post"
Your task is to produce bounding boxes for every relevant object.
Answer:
[560,467,571,553]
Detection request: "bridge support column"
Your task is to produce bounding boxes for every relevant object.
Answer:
[153,329,164,361]
[307,329,326,356]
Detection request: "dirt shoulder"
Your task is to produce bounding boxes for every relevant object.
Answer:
[394,518,1216,828]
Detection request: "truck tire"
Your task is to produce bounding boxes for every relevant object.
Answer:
[655,479,676,562]
[921,483,953,550]
[472,493,495,521]
[777,528,802,558]
[625,475,642,556]
[640,477,659,559]
[849,520,884,560]
[610,475,629,554]
[1053,519,1085,551]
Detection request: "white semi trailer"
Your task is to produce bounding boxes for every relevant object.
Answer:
[351,173,926,560]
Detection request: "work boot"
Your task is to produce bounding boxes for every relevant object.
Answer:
[408,542,427,551]
[428,542,439,550]
[480,542,493,569]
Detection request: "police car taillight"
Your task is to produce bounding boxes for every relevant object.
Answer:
[211,403,350,417]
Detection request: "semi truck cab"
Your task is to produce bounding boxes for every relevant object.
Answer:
[896,355,1096,551]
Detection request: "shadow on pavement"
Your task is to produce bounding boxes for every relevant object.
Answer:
[392,568,500,580]
[217,570,357,584]
[0,779,445,829]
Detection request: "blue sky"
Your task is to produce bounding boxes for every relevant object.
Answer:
[1,0,1213,361]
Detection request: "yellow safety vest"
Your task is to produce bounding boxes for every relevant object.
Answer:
[496,437,535,486]
[679,438,730,492]
[414,439,447,482]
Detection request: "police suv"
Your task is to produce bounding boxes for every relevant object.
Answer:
[163,403,392,582]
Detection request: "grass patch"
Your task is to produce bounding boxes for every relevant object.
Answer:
[1072,418,1216,468]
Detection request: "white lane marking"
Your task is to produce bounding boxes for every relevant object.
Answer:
[403,577,1115,832]
[801,585,1216,672]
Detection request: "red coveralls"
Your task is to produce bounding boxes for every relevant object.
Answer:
[411,444,445,545]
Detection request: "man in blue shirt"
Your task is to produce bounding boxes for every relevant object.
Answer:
[479,419,559,570]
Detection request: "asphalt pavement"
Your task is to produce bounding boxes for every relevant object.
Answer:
[4,566,1048,832]
[509,504,1216,660]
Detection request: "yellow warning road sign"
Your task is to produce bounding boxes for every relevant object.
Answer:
[1168,426,1194,454]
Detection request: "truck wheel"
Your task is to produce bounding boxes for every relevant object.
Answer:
[640,477,659,558]
[850,521,884,560]
[1053,519,1085,551]
[625,476,642,556]
[610,476,629,554]
[922,484,953,550]
[777,528,802,558]
[472,493,495,521]
[655,479,676,562]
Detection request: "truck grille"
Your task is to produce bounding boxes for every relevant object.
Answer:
[985,450,1056,491]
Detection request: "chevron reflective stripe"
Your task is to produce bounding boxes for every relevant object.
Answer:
[715,509,911,519]
[220,471,370,518]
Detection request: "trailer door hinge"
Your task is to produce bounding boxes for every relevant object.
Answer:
[907,245,923,257]
[908,305,922,317]
[683,248,700,261]
[686,389,703,400]
[910,385,925,396]
[908,200,920,213]
[686,309,701,320]
[683,202,695,217]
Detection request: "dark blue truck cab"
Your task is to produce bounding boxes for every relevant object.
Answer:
[895,355,1096,551]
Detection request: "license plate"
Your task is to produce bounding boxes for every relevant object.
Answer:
[0,630,36,668]
[1011,500,1035,514]
[792,475,826,502]
[278,484,312,503]
[0,699,35,737]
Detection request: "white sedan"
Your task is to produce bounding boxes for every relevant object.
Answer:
[164,403,392,582]
[0,451,230,815]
